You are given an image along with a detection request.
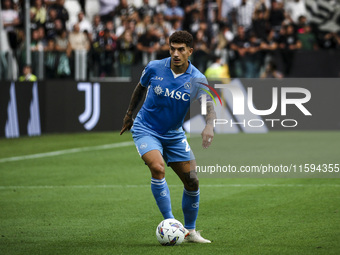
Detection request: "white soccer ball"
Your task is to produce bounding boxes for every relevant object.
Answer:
[155,219,186,246]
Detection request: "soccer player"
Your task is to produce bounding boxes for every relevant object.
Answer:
[120,31,216,243]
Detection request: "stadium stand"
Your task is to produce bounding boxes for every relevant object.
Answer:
[0,0,339,81]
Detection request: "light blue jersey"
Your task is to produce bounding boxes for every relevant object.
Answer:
[133,57,209,135]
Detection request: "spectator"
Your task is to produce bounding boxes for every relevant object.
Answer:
[126,19,138,42]
[207,11,221,45]
[168,19,182,36]
[296,15,308,30]
[1,0,21,50]
[114,0,138,22]
[297,24,318,50]
[15,29,26,66]
[30,0,47,27]
[66,23,89,77]
[192,29,210,73]
[155,0,168,15]
[91,14,105,42]
[44,8,60,39]
[279,24,302,51]
[204,55,230,81]
[116,18,137,39]
[318,32,339,50]
[138,0,156,20]
[252,9,268,40]
[217,0,241,26]
[116,18,129,38]
[179,0,201,32]
[55,29,70,53]
[268,0,285,33]
[153,12,172,38]
[235,0,254,32]
[19,65,37,81]
[54,29,71,78]
[214,22,234,59]
[56,28,72,77]
[45,37,56,52]
[92,28,117,77]
[98,0,119,23]
[164,0,185,24]
[54,18,65,35]
[117,29,136,77]
[230,25,249,77]
[187,9,201,36]
[197,21,210,43]
[37,26,48,49]
[246,33,262,78]
[230,25,248,50]
[30,27,44,52]
[260,28,279,63]
[44,38,58,78]
[278,24,301,75]
[68,23,90,52]
[73,11,93,35]
[135,15,152,37]
[104,20,117,38]
[262,29,278,50]
[222,22,235,44]
[137,25,160,65]
[153,18,167,40]
[156,34,170,59]
[49,0,69,29]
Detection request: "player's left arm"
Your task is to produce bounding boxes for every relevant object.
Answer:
[201,101,216,149]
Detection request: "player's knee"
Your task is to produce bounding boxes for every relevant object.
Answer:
[149,161,165,179]
[185,175,199,191]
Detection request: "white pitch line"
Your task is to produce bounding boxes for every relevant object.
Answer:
[0,183,340,190]
[0,141,135,163]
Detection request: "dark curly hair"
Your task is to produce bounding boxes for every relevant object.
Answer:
[169,31,193,48]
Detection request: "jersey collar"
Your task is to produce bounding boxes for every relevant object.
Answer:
[165,57,193,74]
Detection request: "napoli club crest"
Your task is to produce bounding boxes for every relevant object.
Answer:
[140,143,148,149]
[184,82,191,89]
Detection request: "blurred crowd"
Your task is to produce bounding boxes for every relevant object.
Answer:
[1,0,340,79]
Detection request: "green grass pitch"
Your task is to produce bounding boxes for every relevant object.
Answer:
[0,131,340,255]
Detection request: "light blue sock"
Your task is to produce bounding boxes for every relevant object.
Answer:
[151,178,174,219]
[182,188,200,229]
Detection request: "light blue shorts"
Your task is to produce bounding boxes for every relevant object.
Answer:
[131,124,195,165]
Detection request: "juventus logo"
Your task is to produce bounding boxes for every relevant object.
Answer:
[78,82,101,130]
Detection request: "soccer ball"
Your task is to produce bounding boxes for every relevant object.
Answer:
[156,219,186,246]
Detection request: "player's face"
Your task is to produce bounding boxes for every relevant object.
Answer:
[169,43,193,70]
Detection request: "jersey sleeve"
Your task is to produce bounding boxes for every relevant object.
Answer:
[140,62,154,87]
[191,76,213,103]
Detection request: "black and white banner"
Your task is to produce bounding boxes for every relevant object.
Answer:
[306,0,340,32]
[0,82,41,138]
[0,80,136,137]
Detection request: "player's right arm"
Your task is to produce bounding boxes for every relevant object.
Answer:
[120,82,147,135]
